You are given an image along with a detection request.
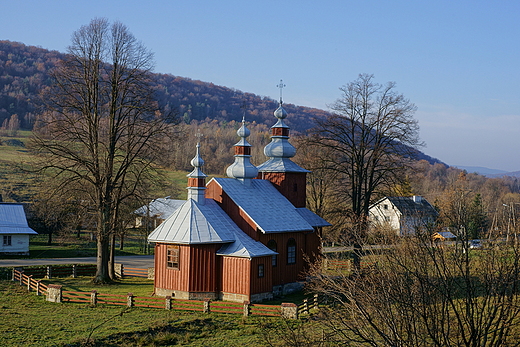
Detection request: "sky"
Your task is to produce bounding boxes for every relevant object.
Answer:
[3,1,520,171]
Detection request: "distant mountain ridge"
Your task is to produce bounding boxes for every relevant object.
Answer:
[454,165,520,178]
[0,40,443,165]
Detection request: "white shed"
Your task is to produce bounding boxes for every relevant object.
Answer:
[0,203,37,255]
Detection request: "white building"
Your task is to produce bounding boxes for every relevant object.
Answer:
[369,196,438,236]
[0,203,37,255]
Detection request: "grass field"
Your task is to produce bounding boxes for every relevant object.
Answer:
[0,279,281,346]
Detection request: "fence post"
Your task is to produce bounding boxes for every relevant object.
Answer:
[115,264,123,279]
[203,299,211,314]
[91,290,97,306]
[19,272,23,286]
[314,294,319,310]
[46,284,62,303]
[12,267,22,281]
[36,280,41,296]
[302,298,308,314]
[127,293,134,308]
[72,264,77,278]
[165,296,172,310]
[46,266,52,279]
[281,303,298,319]
[27,275,33,292]
[148,267,155,280]
[243,301,251,317]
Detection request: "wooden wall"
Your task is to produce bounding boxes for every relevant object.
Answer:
[257,172,307,208]
[154,243,220,293]
[220,256,250,296]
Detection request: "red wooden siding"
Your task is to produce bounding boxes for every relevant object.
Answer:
[259,233,308,286]
[188,244,220,292]
[220,256,250,296]
[257,172,307,208]
[154,243,220,293]
[250,256,273,294]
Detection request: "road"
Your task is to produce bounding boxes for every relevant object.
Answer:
[0,255,155,268]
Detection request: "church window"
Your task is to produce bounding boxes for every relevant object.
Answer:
[267,240,277,266]
[287,238,296,264]
[167,245,180,270]
[258,264,264,278]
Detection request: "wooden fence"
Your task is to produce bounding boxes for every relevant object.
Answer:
[11,269,292,318]
[13,264,154,279]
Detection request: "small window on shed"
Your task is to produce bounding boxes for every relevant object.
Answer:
[287,238,296,265]
[258,264,265,278]
[167,245,180,270]
[3,235,11,246]
[384,204,388,210]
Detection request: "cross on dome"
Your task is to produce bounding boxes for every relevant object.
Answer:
[277,79,286,104]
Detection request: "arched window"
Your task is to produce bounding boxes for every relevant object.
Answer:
[267,240,277,267]
[287,238,296,265]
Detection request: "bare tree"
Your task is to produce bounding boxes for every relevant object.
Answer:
[306,74,421,239]
[30,18,174,283]
[306,231,520,346]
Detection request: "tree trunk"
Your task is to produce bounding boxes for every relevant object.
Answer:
[119,233,124,250]
[93,233,111,283]
[47,231,53,245]
[109,233,116,280]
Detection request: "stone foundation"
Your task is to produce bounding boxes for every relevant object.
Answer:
[154,287,218,301]
[155,281,303,303]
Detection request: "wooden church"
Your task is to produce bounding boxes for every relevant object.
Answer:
[148,98,330,303]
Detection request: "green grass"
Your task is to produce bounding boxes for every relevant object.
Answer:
[0,280,280,347]
[0,233,153,260]
[40,277,155,297]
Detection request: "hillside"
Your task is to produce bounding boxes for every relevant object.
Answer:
[0,40,442,164]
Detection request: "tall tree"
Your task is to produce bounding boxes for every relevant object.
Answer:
[31,18,174,283]
[307,74,421,239]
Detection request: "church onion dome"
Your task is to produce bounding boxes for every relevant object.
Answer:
[187,142,207,180]
[226,117,258,182]
[272,103,289,128]
[187,141,207,205]
[257,93,309,173]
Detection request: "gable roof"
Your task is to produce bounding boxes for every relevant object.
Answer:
[0,203,37,235]
[211,177,314,234]
[147,199,236,244]
[134,197,184,219]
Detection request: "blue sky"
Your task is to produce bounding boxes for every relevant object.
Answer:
[3,1,520,171]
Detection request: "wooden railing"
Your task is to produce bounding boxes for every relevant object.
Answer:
[11,269,288,317]
[121,266,149,278]
[12,269,48,296]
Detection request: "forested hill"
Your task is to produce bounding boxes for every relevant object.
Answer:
[0,40,328,132]
[0,40,442,164]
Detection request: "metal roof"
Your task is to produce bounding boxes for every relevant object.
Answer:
[295,208,331,227]
[134,197,185,219]
[147,199,236,244]
[211,177,314,233]
[217,229,277,258]
[256,157,310,173]
[0,203,37,235]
